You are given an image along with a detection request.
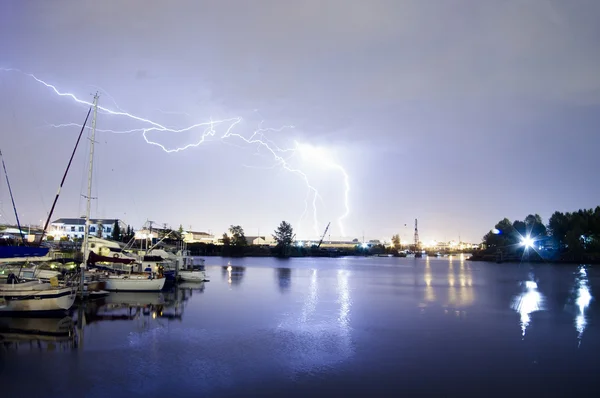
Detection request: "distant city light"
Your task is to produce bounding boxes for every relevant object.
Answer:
[521,236,535,248]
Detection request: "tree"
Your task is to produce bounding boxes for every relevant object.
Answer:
[178,224,184,234]
[391,234,401,250]
[229,225,247,246]
[222,233,231,246]
[111,221,121,241]
[122,225,134,242]
[525,214,546,238]
[482,218,518,249]
[273,221,294,256]
[273,221,294,247]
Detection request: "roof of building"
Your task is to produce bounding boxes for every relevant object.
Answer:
[52,218,122,225]
[186,231,212,236]
[245,236,266,241]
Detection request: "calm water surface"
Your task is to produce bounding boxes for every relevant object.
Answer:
[1,256,598,397]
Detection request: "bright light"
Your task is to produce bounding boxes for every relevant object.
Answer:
[361,243,368,249]
[297,241,304,247]
[492,228,500,235]
[521,236,534,248]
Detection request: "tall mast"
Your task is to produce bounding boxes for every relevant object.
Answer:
[0,148,26,245]
[414,219,419,250]
[81,93,99,289]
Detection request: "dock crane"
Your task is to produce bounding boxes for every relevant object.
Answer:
[317,222,331,249]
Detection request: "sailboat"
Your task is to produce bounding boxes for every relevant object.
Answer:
[80,95,165,292]
[0,142,79,314]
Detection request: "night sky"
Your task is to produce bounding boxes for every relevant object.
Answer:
[1,0,599,243]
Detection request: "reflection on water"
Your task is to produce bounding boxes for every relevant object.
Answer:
[2,259,600,396]
[511,277,545,337]
[277,267,354,372]
[301,269,318,324]
[424,257,435,302]
[0,316,75,352]
[223,265,245,286]
[276,268,292,293]
[336,269,352,358]
[573,266,592,343]
[423,256,475,309]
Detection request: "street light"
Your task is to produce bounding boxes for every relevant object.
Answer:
[521,236,535,249]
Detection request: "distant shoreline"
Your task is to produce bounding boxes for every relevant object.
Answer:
[468,253,600,265]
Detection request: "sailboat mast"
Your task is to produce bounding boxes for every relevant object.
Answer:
[81,93,99,287]
[0,148,26,245]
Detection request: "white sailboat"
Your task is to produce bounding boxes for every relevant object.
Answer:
[80,95,165,292]
[0,277,76,314]
[104,274,166,292]
[0,141,77,314]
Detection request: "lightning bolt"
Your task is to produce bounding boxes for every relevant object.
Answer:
[1,67,350,237]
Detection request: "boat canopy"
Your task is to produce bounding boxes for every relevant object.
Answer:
[87,251,136,265]
[0,246,49,259]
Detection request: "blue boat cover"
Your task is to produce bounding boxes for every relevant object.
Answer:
[0,246,50,258]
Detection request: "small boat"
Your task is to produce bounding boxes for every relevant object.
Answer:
[178,257,208,282]
[178,267,207,282]
[0,275,76,314]
[104,274,166,292]
[1,264,61,281]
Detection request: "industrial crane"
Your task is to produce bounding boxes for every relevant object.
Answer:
[317,222,331,249]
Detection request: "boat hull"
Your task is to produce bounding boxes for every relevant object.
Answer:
[105,276,166,292]
[178,270,206,282]
[0,285,76,314]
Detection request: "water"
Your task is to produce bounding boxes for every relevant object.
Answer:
[1,256,598,397]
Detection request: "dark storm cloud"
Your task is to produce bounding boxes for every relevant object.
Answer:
[1,0,599,241]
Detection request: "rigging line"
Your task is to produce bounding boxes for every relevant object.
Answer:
[78,127,89,218]
[40,107,92,243]
[0,148,26,244]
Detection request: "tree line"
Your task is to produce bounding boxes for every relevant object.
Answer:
[480,207,600,261]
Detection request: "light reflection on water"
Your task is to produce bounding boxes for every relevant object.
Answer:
[574,266,593,343]
[511,276,545,337]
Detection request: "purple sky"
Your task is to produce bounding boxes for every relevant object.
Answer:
[1,0,599,243]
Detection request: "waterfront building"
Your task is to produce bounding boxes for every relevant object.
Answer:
[49,217,127,240]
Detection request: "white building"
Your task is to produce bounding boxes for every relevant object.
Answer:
[245,235,277,246]
[182,231,218,244]
[49,217,127,240]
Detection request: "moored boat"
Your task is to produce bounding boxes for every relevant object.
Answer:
[104,274,166,292]
[0,276,76,314]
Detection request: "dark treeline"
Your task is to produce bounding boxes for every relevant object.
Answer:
[187,222,403,258]
[184,241,399,258]
[475,207,600,263]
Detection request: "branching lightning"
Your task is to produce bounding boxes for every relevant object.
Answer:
[1,68,351,237]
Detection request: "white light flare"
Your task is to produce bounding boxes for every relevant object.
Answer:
[521,236,535,249]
